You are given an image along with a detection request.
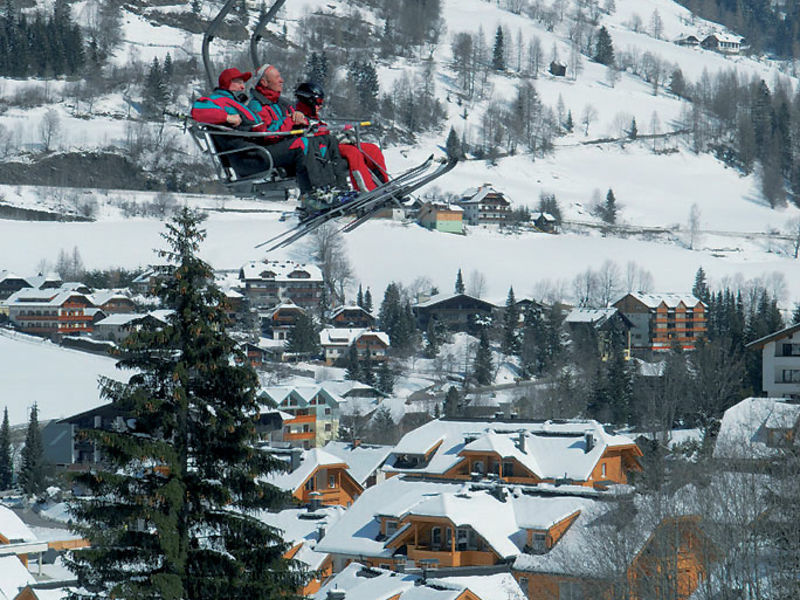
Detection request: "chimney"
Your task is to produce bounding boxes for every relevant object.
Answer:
[290,447,303,471]
[584,430,594,453]
[317,523,326,541]
[309,491,322,512]
[352,438,361,448]
[326,587,346,600]
[517,431,526,453]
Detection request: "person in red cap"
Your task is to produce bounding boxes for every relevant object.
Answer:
[192,67,314,188]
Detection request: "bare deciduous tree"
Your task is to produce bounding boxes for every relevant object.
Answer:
[39,109,61,152]
[581,104,598,136]
[307,222,354,306]
[687,203,702,250]
[467,270,487,298]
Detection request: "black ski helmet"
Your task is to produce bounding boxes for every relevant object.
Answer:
[295,81,325,107]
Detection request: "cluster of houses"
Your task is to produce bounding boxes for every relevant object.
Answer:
[7,392,799,599]
[415,184,558,235]
[675,31,746,54]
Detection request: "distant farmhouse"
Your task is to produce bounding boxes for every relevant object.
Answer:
[675,32,745,54]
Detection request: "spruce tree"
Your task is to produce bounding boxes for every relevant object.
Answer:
[66,209,305,600]
[454,268,465,294]
[492,26,505,71]
[446,126,462,160]
[473,329,494,386]
[444,386,460,418]
[357,284,364,308]
[285,312,320,357]
[345,344,362,382]
[602,189,618,224]
[363,288,373,313]
[377,360,395,395]
[0,407,12,490]
[502,287,521,355]
[628,117,638,139]
[20,404,45,497]
[594,26,615,66]
[792,302,800,325]
[565,110,574,133]
[693,267,710,304]
[361,356,376,388]
[370,406,395,444]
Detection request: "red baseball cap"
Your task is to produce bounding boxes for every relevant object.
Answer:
[218,67,252,90]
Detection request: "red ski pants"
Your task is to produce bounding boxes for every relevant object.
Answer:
[338,142,389,191]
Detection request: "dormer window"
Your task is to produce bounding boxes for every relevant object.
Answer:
[386,520,398,537]
[531,532,547,554]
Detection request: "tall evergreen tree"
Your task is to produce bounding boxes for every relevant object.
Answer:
[363,288,373,313]
[377,360,395,395]
[628,117,638,139]
[20,404,45,496]
[454,268,465,294]
[445,126,462,160]
[692,267,710,304]
[357,284,364,308]
[0,407,12,490]
[492,26,505,71]
[602,188,618,224]
[285,312,319,357]
[792,302,800,325]
[66,209,305,600]
[344,344,362,382]
[370,406,396,443]
[594,26,615,65]
[502,287,521,355]
[444,386,460,418]
[473,329,494,386]
[360,356,376,388]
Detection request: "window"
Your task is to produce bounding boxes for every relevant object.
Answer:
[473,460,484,474]
[503,461,514,477]
[305,479,314,491]
[329,475,336,488]
[386,520,398,537]
[782,343,800,357]
[531,532,547,554]
[325,408,331,415]
[559,581,585,600]
[781,370,800,383]
[445,527,453,549]
[518,578,529,596]
[431,527,442,549]
[601,463,607,477]
[456,527,469,550]
[325,423,332,432]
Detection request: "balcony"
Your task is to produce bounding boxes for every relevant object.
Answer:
[284,431,315,441]
[406,544,496,567]
[286,414,316,424]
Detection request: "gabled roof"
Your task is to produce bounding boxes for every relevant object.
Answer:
[413,293,498,310]
[385,419,639,481]
[89,290,132,306]
[94,311,170,327]
[239,260,322,282]
[0,505,37,543]
[714,397,800,460]
[565,307,631,328]
[255,506,345,571]
[266,448,350,493]
[322,441,394,485]
[320,328,390,347]
[615,292,705,309]
[745,322,800,350]
[0,555,36,600]
[261,386,343,408]
[330,305,374,319]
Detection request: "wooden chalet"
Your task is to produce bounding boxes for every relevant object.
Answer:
[238,260,323,310]
[90,290,136,314]
[534,212,558,233]
[382,418,642,488]
[613,293,707,352]
[701,32,743,53]
[0,271,34,300]
[456,185,511,226]
[267,448,363,507]
[319,328,390,365]
[564,307,633,360]
[417,201,464,234]
[262,301,307,341]
[413,293,498,332]
[330,304,376,329]
[6,285,97,337]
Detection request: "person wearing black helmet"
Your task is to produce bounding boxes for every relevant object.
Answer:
[293,82,390,192]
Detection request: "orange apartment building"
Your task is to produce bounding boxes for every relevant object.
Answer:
[6,286,97,337]
[613,293,707,352]
[261,386,342,448]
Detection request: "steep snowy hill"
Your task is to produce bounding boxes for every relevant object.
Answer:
[1,0,800,306]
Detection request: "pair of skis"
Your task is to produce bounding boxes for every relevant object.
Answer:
[255,155,458,252]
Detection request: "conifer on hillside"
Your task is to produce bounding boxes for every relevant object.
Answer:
[20,404,45,497]
[0,408,13,490]
[66,209,305,600]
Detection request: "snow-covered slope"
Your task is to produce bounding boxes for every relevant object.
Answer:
[0,0,799,306]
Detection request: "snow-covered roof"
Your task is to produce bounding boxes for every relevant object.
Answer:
[705,32,743,44]
[255,506,345,571]
[634,358,666,377]
[714,397,800,460]
[0,505,37,543]
[0,555,36,600]
[620,292,704,309]
[330,305,373,319]
[385,419,638,481]
[266,448,349,493]
[745,322,800,349]
[89,289,132,306]
[322,441,394,485]
[312,563,466,600]
[432,573,526,600]
[564,307,619,325]
[537,212,556,221]
[6,287,94,308]
[261,385,343,408]
[319,328,390,347]
[316,476,594,561]
[239,260,322,282]
[413,292,497,309]
[94,310,170,327]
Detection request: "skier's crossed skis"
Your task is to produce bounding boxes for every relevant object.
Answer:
[256,155,457,252]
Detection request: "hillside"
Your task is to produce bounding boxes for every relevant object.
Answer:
[0,0,799,305]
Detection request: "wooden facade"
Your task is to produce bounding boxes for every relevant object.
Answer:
[293,462,363,507]
[613,294,707,352]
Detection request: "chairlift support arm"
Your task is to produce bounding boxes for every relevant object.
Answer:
[250,0,287,70]
[202,0,240,90]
